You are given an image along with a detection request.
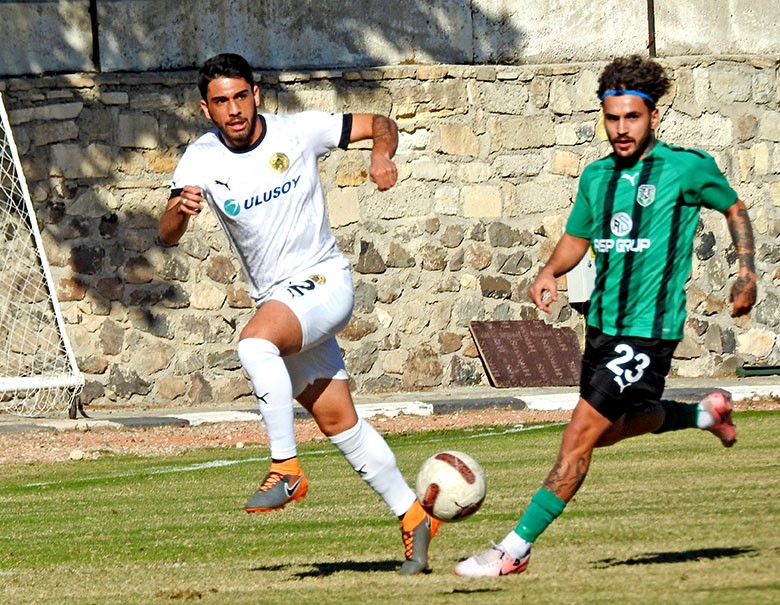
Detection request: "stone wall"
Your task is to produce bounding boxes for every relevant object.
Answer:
[2,55,779,409]
[2,1,780,75]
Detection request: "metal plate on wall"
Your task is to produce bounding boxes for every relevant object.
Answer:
[469,320,582,388]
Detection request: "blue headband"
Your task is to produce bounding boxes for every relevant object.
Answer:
[601,89,656,104]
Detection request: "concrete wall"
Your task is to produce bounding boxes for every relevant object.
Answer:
[479,1,780,62]
[2,56,778,409]
[1,1,779,75]
[0,0,92,75]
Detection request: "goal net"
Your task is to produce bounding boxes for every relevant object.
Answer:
[0,92,83,417]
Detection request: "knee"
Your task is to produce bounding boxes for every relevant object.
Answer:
[557,427,602,465]
[562,399,614,452]
[561,422,601,450]
[237,338,280,364]
[312,407,359,436]
[237,338,287,395]
[300,380,357,436]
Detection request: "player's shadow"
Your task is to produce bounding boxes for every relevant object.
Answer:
[250,560,400,576]
[593,546,757,568]
[294,560,402,577]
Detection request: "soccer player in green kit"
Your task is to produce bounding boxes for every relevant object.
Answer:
[455,55,757,577]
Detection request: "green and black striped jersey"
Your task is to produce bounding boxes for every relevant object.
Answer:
[566,141,737,340]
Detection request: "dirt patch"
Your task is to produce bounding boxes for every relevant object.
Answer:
[0,398,776,466]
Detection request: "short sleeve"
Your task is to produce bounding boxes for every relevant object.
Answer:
[681,151,738,212]
[290,111,348,157]
[171,144,207,194]
[566,175,595,239]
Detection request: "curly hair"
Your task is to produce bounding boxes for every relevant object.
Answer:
[597,55,670,107]
[198,53,255,100]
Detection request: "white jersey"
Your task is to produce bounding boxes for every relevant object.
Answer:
[171,111,350,303]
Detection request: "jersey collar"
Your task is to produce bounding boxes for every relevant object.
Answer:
[216,114,267,154]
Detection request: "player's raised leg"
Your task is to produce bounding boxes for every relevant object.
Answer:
[646,390,736,447]
[297,375,440,575]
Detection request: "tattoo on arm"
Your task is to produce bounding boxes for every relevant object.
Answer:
[731,274,756,305]
[727,206,756,273]
[371,115,398,157]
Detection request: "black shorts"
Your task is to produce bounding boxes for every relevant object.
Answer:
[579,326,678,423]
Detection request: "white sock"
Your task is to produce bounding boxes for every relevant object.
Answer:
[696,404,715,429]
[237,338,297,460]
[329,418,416,517]
[499,530,532,560]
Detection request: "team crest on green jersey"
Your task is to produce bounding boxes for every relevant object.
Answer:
[636,184,656,207]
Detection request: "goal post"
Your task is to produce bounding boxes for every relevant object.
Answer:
[0,91,84,417]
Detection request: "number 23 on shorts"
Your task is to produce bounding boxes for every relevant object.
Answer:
[606,344,651,393]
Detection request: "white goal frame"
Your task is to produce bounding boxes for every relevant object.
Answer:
[0,92,83,416]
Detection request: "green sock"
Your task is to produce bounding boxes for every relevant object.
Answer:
[653,400,699,434]
[514,488,567,543]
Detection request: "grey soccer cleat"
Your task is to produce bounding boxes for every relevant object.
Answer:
[399,500,441,575]
[244,470,308,513]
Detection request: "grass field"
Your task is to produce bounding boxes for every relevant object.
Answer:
[1,412,778,605]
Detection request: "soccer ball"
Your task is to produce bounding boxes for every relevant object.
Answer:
[414,450,487,522]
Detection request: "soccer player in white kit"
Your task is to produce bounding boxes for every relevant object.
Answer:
[159,53,439,575]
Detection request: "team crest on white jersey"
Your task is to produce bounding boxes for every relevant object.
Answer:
[636,184,656,207]
[610,212,633,237]
[269,152,289,173]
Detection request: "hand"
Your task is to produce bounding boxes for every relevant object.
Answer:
[729,271,757,317]
[529,269,558,314]
[369,153,398,191]
[178,185,204,215]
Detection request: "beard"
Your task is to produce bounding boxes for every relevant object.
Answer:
[611,130,655,166]
[218,113,259,149]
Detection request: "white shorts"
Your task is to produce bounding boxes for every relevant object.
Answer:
[267,257,354,397]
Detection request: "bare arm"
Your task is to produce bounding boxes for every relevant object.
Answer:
[724,199,757,317]
[158,185,204,246]
[349,113,398,191]
[528,233,591,314]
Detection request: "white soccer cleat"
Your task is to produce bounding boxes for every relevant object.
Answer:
[699,390,736,448]
[454,543,531,578]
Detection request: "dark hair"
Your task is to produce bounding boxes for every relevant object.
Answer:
[198,53,255,100]
[597,55,670,107]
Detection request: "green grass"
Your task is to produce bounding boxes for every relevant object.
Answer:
[1,413,779,604]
